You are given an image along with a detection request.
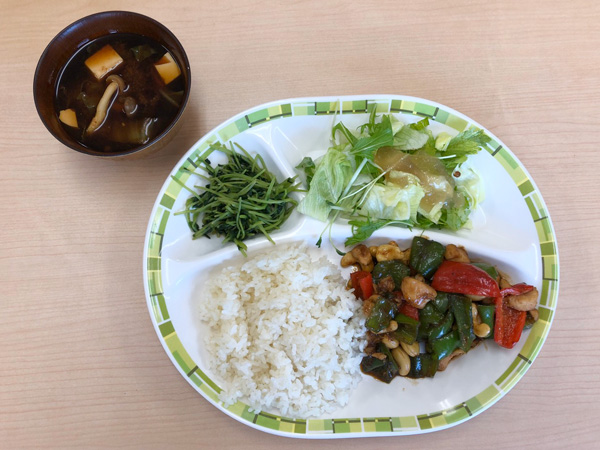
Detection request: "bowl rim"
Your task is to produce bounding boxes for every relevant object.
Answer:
[33,10,191,158]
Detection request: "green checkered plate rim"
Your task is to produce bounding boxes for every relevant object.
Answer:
[143,95,559,438]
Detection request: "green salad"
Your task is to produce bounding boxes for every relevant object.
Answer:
[295,109,491,247]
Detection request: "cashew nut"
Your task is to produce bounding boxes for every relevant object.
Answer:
[382,335,399,349]
[375,319,398,335]
[474,323,491,338]
[471,303,481,325]
[400,341,420,357]
[466,294,488,301]
[507,287,539,311]
[499,276,511,290]
[375,244,407,263]
[391,347,411,376]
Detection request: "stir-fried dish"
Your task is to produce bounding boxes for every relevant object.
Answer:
[342,236,539,382]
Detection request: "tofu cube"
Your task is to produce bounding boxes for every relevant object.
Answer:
[85,44,123,80]
[154,51,181,85]
[59,109,78,128]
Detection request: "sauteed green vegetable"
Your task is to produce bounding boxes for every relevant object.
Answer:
[176,142,302,256]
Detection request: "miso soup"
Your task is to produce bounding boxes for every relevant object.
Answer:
[55,33,185,153]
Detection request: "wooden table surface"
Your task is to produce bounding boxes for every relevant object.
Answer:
[2,0,599,448]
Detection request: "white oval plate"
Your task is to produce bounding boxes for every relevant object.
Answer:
[143,95,559,438]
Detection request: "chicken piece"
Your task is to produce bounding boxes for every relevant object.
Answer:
[364,331,381,355]
[363,294,380,316]
[377,276,396,293]
[444,244,470,263]
[400,276,437,309]
[341,244,374,272]
[438,349,466,371]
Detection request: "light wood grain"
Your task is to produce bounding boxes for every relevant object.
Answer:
[2,0,600,448]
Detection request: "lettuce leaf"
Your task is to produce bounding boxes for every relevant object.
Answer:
[393,126,429,150]
[454,161,484,208]
[443,201,472,230]
[297,149,352,222]
[409,117,430,131]
[360,178,424,222]
[418,197,445,224]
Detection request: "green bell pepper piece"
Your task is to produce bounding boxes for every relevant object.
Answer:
[366,297,397,333]
[471,262,499,281]
[408,353,439,378]
[476,304,495,339]
[360,343,399,383]
[394,313,419,345]
[429,330,460,360]
[431,292,449,314]
[409,236,445,279]
[416,322,430,341]
[450,294,474,352]
[419,302,445,327]
[372,260,410,290]
[524,311,536,330]
[427,311,455,341]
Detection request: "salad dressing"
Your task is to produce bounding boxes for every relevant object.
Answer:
[375,147,455,214]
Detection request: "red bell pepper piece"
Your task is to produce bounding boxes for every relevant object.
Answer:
[494,295,526,349]
[398,302,420,321]
[500,283,534,297]
[493,283,535,349]
[350,271,373,300]
[358,274,374,300]
[431,261,500,298]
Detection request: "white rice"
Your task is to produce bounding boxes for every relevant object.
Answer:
[198,242,365,418]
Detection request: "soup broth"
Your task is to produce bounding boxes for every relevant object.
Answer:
[55,33,185,153]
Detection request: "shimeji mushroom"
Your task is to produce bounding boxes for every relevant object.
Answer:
[86,75,126,133]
